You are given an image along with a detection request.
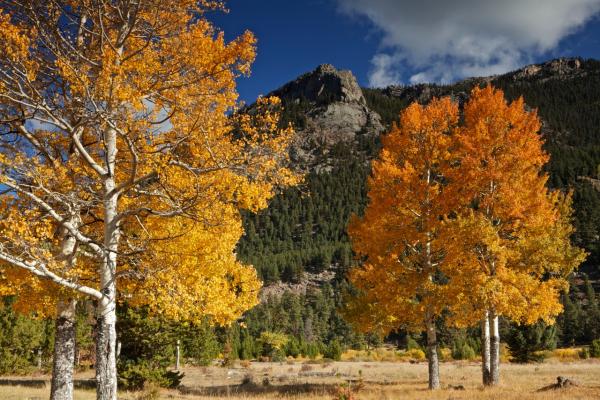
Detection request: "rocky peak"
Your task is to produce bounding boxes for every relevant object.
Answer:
[271,64,366,106]
[269,65,384,171]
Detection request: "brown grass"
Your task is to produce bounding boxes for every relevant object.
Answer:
[1,360,599,399]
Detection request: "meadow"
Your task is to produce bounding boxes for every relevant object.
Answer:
[1,357,599,400]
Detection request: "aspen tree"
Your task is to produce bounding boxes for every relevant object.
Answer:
[447,86,586,386]
[0,2,298,399]
[348,98,461,389]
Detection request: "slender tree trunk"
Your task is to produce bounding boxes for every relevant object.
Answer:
[51,222,79,400]
[96,296,118,400]
[489,310,500,386]
[96,125,120,400]
[481,310,491,386]
[426,318,440,390]
[50,299,77,400]
[423,168,439,390]
[96,222,119,400]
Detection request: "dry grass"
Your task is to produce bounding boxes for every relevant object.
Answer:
[1,360,599,399]
[340,347,427,362]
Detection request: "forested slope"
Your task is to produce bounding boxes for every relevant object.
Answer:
[235,58,600,351]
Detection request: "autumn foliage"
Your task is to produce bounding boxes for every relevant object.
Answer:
[347,85,585,388]
[347,98,460,334]
[446,86,585,326]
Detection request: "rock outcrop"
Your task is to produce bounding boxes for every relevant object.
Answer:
[269,64,384,170]
[511,58,584,81]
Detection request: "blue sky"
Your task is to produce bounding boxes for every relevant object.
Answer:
[208,0,600,103]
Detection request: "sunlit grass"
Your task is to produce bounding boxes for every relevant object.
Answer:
[1,358,599,399]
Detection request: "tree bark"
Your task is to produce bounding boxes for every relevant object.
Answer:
[96,295,118,400]
[426,318,440,390]
[481,310,491,386]
[489,310,500,386]
[51,220,79,400]
[50,299,77,400]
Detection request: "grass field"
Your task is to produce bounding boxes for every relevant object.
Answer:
[1,359,599,399]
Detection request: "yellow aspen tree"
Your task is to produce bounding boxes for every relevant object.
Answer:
[348,98,464,390]
[0,2,299,399]
[446,86,586,386]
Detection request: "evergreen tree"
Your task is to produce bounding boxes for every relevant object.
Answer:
[583,276,600,341]
[558,292,583,346]
[506,322,557,363]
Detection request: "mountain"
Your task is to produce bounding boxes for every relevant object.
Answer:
[235,58,600,351]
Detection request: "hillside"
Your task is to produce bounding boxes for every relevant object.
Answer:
[235,58,600,351]
[240,58,600,284]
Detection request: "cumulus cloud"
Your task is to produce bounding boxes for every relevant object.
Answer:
[338,0,600,86]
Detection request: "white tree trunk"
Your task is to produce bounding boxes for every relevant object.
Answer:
[50,299,77,400]
[426,318,440,390]
[489,310,500,386]
[96,126,120,400]
[481,310,491,386]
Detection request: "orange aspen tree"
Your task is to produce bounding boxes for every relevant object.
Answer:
[446,86,586,386]
[0,2,298,399]
[348,98,465,390]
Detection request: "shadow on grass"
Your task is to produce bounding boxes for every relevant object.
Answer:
[179,382,338,397]
[0,379,96,389]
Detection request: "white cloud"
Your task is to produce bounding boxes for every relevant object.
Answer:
[338,0,600,86]
[369,53,403,87]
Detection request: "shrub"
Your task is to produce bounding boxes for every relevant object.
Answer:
[406,348,426,360]
[333,382,362,400]
[300,363,314,372]
[118,360,183,390]
[590,339,600,358]
[135,382,161,400]
[222,341,235,367]
[552,348,581,361]
[439,347,453,361]
[241,374,254,385]
[452,342,476,360]
[258,331,289,361]
[579,347,590,359]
